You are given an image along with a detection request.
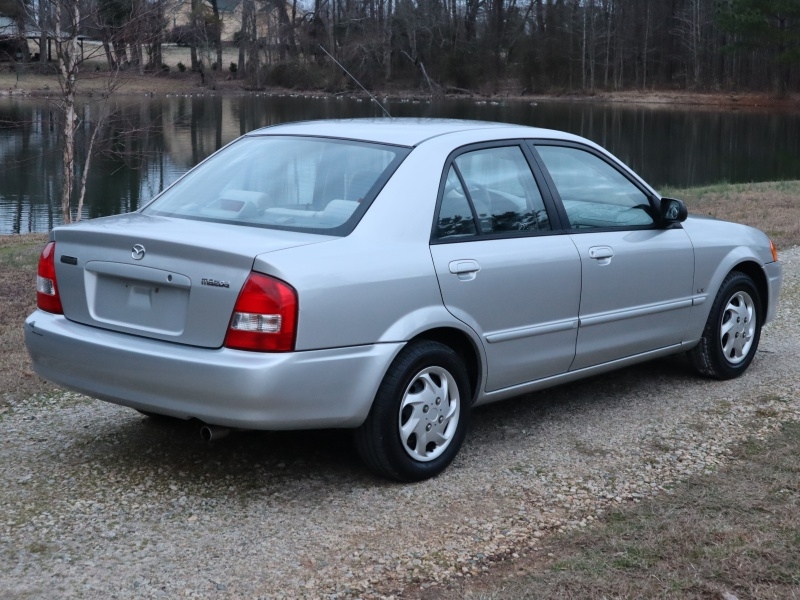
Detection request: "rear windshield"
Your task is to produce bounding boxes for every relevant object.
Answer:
[143,136,410,235]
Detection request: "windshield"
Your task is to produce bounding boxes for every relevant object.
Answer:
[143,136,410,235]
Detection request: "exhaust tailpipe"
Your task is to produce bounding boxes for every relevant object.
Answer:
[200,424,230,442]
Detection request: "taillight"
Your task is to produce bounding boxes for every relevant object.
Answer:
[224,273,297,352]
[36,241,63,314]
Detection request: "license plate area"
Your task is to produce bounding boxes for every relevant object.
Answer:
[85,262,190,335]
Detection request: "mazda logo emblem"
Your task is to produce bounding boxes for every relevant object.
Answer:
[131,244,146,260]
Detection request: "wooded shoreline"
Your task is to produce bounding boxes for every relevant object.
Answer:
[3,67,800,110]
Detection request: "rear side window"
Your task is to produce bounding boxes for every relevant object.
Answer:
[144,136,409,235]
[438,167,478,238]
[436,145,550,240]
[535,145,653,229]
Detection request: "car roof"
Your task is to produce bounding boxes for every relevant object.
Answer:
[247,118,582,147]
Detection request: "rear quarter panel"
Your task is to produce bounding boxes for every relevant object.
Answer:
[250,132,489,354]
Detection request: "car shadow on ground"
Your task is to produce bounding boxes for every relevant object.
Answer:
[59,354,702,496]
[473,354,698,422]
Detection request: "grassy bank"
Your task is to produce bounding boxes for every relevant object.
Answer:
[432,421,800,599]
[663,180,800,251]
[1,181,797,405]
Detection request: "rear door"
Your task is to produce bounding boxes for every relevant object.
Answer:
[429,143,582,392]
[531,142,695,370]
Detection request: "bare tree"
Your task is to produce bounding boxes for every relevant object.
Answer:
[52,0,82,223]
[31,0,163,223]
[675,0,704,87]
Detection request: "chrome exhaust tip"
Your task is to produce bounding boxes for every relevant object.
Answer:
[200,424,230,442]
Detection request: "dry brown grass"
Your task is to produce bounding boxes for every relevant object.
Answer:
[666,180,800,251]
[0,233,58,404]
[423,422,800,600]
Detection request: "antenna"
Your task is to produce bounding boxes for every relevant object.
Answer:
[319,45,391,118]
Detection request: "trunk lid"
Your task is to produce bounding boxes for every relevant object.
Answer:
[52,213,332,348]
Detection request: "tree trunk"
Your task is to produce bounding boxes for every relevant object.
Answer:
[76,109,104,222]
[102,29,117,70]
[384,0,393,80]
[38,0,48,64]
[152,0,165,70]
[55,0,81,224]
[641,3,650,90]
[209,0,223,70]
[246,0,259,84]
[581,0,586,90]
[272,0,297,59]
[190,0,201,71]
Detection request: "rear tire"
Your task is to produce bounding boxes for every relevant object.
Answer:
[689,271,762,380]
[355,340,471,482]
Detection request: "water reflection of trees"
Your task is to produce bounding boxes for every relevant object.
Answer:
[1,99,172,233]
[3,96,800,234]
[0,101,61,234]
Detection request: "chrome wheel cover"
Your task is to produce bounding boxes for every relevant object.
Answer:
[398,366,461,462]
[720,290,756,365]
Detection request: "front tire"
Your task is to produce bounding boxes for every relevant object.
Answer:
[355,340,471,482]
[689,271,762,380]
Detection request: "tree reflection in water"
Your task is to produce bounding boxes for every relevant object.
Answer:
[2,95,800,234]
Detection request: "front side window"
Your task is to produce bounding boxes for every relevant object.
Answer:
[436,145,550,240]
[144,136,409,235]
[535,145,654,229]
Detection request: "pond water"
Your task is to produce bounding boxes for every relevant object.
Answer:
[2,94,800,234]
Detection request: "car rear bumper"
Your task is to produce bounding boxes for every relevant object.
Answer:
[25,310,401,429]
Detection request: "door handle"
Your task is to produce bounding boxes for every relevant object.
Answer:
[588,246,614,259]
[588,246,614,264]
[448,260,480,281]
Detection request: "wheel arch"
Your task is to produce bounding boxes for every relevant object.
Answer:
[686,246,772,345]
[730,260,769,321]
[410,327,483,403]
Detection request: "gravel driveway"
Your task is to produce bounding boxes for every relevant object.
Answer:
[3,247,799,599]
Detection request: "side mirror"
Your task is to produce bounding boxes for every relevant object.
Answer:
[659,197,688,224]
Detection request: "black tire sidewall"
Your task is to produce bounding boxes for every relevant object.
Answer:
[371,341,471,481]
[707,274,762,378]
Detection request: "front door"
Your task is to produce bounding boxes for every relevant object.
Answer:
[532,143,695,371]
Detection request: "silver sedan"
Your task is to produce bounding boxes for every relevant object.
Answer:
[25,119,782,481]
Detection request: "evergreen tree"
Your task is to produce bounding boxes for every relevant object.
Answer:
[718,0,800,93]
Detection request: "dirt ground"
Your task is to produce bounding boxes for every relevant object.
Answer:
[523,89,800,110]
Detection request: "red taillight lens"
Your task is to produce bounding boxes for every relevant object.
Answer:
[224,273,297,352]
[36,241,63,314]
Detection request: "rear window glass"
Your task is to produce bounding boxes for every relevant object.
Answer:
[143,136,410,235]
